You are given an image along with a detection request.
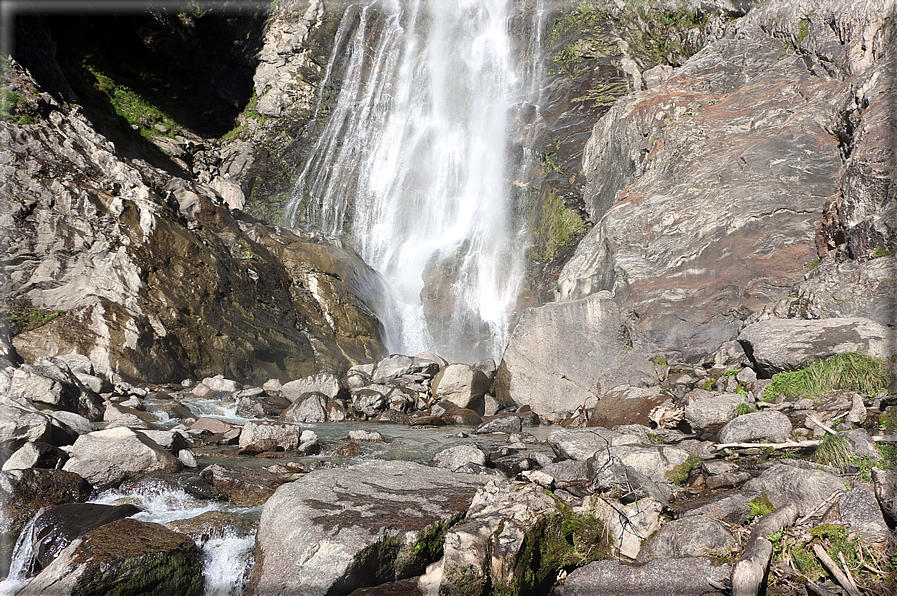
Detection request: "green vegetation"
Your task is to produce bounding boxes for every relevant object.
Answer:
[650,356,668,367]
[1,298,65,336]
[529,189,585,264]
[763,352,894,401]
[735,403,757,416]
[665,455,699,485]
[0,89,36,125]
[700,378,715,392]
[871,246,896,258]
[747,493,775,521]
[814,433,851,472]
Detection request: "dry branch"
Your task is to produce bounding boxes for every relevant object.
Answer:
[714,440,821,451]
[812,543,861,596]
[731,503,799,596]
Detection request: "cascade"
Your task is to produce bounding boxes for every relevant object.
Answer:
[287,0,545,363]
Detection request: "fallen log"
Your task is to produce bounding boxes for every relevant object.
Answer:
[731,503,799,596]
[813,544,862,596]
[714,440,821,451]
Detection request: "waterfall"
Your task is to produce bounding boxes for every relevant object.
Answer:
[287,0,545,363]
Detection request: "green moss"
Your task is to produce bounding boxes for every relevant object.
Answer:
[796,18,811,45]
[650,356,668,367]
[529,189,584,264]
[0,89,36,124]
[764,352,894,400]
[700,378,715,392]
[747,493,775,521]
[735,385,748,397]
[2,298,66,336]
[665,455,699,485]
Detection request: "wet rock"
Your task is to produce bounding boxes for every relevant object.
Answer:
[61,427,182,489]
[322,440,363,457]
[165,510,256,540]
[475,414,523,437]
[19,518,202,596]
[429,444,488,472]
[739,317,895,374]
[742,463,846,516]
[199,463,290,507]
[281,372,341,402]
[432,364,491,413]
[495,293,656,416]
[441,408,482,426]
[31,502,141,567]
[348,429,385,442]
[0,469,92,576]
[717,410,792,443]
[635,514,736,563]
[560,557,730,595]
[239,420,301,451]
[246,460,489,596]
[189,417,239,434]
[1,441,68,471]
[684,393,748,440]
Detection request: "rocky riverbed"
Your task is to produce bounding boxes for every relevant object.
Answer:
[2,347,896,595]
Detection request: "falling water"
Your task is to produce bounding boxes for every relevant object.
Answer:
[287,0,545,363]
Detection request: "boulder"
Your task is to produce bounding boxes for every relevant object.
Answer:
[199,463,290,507]
[547,427,635,461]
[635,514,736,563]
[372,355,440,384]
[189,417,238,434]
[61,427,182,489]
[165,510,256,540]
[43,410,96,436]
[200,375,242,393]
[475,415,522,435]
[245,460,489,596]
[19,518,202,596]
[432,364,491,413]
[588,385,672,428]
[591,497,663,560]
[717,411,793,443]
[738,317,895,374]
[137,429,190,455]
[495,292,656,416]
[1,441,68,471]
[0,469,92,576]
[684,394,748,440]
[606,444,695,486]
[238,420,302,451]
[872,467,896,522]
[281,372,341,402]
[560,557,730,595]
[8,359,104,421]
[837,487,891,542]
[440,480,605,596]
[681,493,754,525]
[31,502,141,567]
[1,397,81,452]
[280,392,341,423]
[429,444,488,472]
[742,463,846,516]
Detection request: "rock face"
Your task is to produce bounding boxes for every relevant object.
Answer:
[495,292,656,416]
[245,460,489,596]
[554,0,895,362]
[0,60,386,386]
[738,317,895,374]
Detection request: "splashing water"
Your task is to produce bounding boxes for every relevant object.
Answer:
[288,0,545,363]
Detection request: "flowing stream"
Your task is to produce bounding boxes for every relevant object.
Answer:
[287,0,545,363]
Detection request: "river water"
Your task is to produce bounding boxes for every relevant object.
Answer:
[287,0,546,364]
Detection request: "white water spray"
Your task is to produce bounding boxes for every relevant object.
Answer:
[288,0,545,362]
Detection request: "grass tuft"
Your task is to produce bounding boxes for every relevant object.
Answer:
[764,352,893,400]
[814,434,851,472]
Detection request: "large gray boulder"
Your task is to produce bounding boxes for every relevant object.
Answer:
[718,410,792,443]
[495,293,656,416]
[281,372,341,403]
[245,460,489,596]
[738,317,895,374]
[0,396,78,451]
[432,364,491,413]
[684,394,748,440]
[61,427,182,489]
[635,515,736,563]
[238,420,302,451]
[8,359,104,421]
[742,463,846,516]
[548,427,635,461]
[560,557,730,595]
